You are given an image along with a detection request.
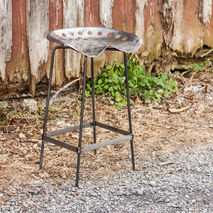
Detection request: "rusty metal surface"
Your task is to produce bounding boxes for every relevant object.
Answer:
[47,27,142,57]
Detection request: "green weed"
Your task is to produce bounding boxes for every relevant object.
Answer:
[182,63,204,77]
[7,111,21,118]
[86,56,178,108]
[193,63,204,72]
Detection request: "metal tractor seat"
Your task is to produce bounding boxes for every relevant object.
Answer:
[39,27,142,187]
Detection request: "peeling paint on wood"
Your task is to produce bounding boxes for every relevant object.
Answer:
[2,0,213,91]
[135,0,147,45]
[84,0,101,27]
[203,2,213,47]
[110,0,135,67]
[161,0,186,52]
[143,0,163,61]
[0,0,12,81]
[161,0,176,47]
[63,0,84,79]
[182,0,203,54]
[199,0,212,26]
[6,0,30,83]
[48,0,65,86]
[84,0,105,78]
[169,0,184,52]
[100,0,114,28]
[27,1,49,80]
[161,0,204,54]
[112,0,135,32]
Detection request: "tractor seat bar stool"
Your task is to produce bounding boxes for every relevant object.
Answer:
[39,27,142,187]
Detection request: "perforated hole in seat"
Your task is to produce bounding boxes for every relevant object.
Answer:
[115,34,121,39]
[107,33,112,38]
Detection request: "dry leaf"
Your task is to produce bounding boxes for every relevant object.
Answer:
[168,105,192,113]
[39,171,50,178]
[19,133,26,139]
[158,161,174,166]
[36,116,39,124]
[0,200,5,206]
[31,139,39,143]
[10,147,23,155]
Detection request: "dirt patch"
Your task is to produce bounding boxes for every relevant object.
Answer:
[0,71,213,189]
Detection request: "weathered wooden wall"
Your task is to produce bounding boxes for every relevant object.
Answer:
[0,0,213,94]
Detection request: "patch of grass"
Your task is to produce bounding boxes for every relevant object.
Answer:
[7,111,22,118]
[49,115,57,120]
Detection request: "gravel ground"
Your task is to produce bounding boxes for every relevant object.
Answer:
[1,142,213,213]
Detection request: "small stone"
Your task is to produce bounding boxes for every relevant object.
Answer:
[19,133,26,139]
[192,199,197,203]
[0,101,8,108]
[39,171,50,178]
[0,137,7,141]
[149,181,156,186]
[22,99,38,112]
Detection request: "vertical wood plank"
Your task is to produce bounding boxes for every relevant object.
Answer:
[84,0,105,78]
[63,0,84,79]
[112,0,135,32]
[203,1,213,47]
[99,0,114,28]
[110,0,135,66]
[27,0,49,92]
[161,0,204,55]
[0,0,12,81]
[84,0,101,27]
[169,0,184,52]
[6,0,30,83]
[135,0,147,41]
[182,0,203,54]
[199,0,212,26]
[142,0,163,61]
[161,0,184,52]
[48,0,65,86]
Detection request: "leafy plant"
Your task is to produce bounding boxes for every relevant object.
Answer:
[86,56,177,108]
[193,63,204,72]
[182,63,204,77]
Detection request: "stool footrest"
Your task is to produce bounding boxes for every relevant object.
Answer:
[81,135,133,152]
[46,122,93,137]
[96,122,130,135]
[43,134,132,153]
[43,135,78,153]
[46,122,130,137]
[44,122,132,153]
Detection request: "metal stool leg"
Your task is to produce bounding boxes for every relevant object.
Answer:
[75,56,88,187]
[124,53,135,171]
[91,57,97,154]
[40,46,58,169]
